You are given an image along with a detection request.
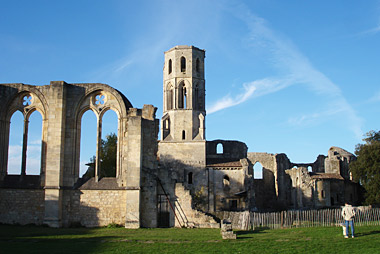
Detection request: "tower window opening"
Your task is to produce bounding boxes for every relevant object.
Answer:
[183,87,187,109]
[168,59,172,74]
[178,83,186,109]
[182,130,186,140]
[196,58,200,73]
[181,56,186,72]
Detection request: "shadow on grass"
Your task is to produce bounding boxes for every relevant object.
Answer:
[235,227,270,239]
[356,230,380,237]
[1,236,120,254]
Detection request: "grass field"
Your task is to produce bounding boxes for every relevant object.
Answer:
[1,224,380,254]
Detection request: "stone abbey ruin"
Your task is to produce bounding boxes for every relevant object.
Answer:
[0,46,360,228]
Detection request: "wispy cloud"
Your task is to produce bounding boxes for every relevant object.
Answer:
[368,90,380,102]
[207,1,363,138]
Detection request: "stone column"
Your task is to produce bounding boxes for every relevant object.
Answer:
[0,120,10,181]
[95,116,102,182]
[43,81,66,227]
[124,114,142,228]
[21,118,29,177]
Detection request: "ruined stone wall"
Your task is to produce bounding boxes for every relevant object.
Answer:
[212,169,247,211]
[0,189,45,225]
[62,190,127,227]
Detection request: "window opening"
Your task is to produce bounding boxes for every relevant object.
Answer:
[95,94,105,105]
[100,110,118,178]
[168,59,172,74]
[26,111,42,175]
[223,175,230,188]
[188,172,193,184]
[80,110,97,178]
[196,58,200,72]
[216,143,223,154]
[181,56,186,72]
[178,83,186,109]
[23,95,32,106]
[7,111,24,174]
[182,130,186,140]
[308,166,312,172]
[183,86,187,109]
[321,190,325,198]
[254,162,263,179]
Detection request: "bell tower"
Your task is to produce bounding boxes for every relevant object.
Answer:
[161,45,206,142]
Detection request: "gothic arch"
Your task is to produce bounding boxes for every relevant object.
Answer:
[73,85,131,182]
[0,87,48,184]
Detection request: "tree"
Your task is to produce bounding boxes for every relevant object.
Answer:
[83,133,117,179]
[350,130,380,205]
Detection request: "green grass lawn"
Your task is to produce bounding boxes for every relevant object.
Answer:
[1,224,380,254]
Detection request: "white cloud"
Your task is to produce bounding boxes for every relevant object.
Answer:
[207,1,363,139]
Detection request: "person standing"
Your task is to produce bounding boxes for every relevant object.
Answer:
[342,203,356,238]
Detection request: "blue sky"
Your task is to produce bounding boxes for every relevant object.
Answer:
[2,0,380,175]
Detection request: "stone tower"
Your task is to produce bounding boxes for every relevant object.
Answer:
[161,45,206,142]
[159,45,206,168]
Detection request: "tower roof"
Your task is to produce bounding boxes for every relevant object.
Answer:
[165,45,205,53]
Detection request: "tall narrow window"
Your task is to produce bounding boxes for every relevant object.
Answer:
[188,172,193,184]
[8,111,24,174]
[168,59,172,74]
[182,130,186,140]
[254,162,263,179]
[178,83,186,109]
[181,56,186,72]
[26,111,42,175]
[196,58,200,72]
[183,86,187,109]
[217,143,223,154]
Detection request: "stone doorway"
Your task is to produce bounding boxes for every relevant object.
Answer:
[157,194,170,227]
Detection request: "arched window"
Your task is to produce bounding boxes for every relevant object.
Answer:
[223,175,230,188]
[100,109,118,178]
[8,111,24,174]
[216,143,223,154]
[80,110,97,178]
[196,58,200,72]
[188,172,193,184]
[181,56,186,72]
[182,130,186,140]
[308,166,312,172]
[178,83,186,109]
[26,111,42,175]
[168,59,172,74]
[254,162,263,179]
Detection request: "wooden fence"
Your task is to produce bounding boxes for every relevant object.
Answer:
[248,207,380,229]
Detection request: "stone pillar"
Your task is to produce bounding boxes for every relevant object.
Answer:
[43,81,66,227]
[0,119,10,181]
[21,118,29,177]
[125,114,143,228]
[95,116,102,182]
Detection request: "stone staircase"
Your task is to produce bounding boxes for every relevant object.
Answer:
[174,183,219,228]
